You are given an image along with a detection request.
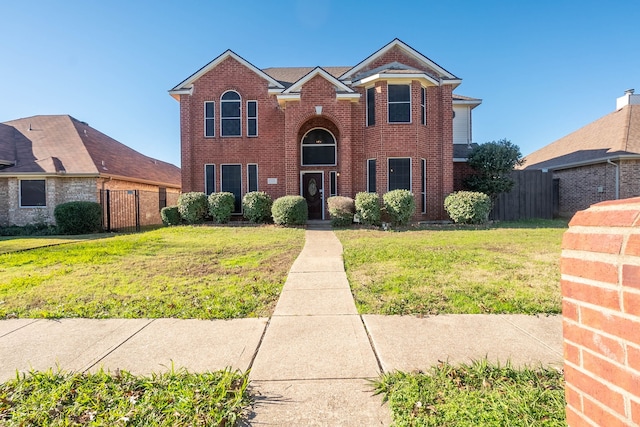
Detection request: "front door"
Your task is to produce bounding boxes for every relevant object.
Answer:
[302,172,323,220]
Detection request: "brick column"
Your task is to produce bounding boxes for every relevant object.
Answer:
[561,197,640,426]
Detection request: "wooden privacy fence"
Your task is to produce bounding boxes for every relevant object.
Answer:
[489,170,557,221]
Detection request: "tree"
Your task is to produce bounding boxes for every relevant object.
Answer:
[464,139,524,200]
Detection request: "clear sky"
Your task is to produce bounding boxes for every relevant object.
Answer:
[2,0,639,167]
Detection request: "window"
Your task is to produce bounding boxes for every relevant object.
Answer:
[20,179,46,207]
[205,101,215,137]
[367,159,376,193]
[221,164,242,213]
[388,158,411,191]
[205,164,215,195]
[247,164,258,192]
[421,87,426,125]
[159,187,167,211]
[366,87,375,126]
[330,171,337,196]
[388,84,411,123]
[421,159,426,213]
[247,101,257,137]
[221,91,241,136]
[301,128,336,166]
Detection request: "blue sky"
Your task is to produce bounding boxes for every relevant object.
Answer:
[2,0,639,166]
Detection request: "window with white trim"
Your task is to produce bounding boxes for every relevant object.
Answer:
[388,158,411,191]
[221,164,242,213]
[247,164,258,192]
[205,101,215,137]
[247,101,257,137]
[221,91,241,136]
[301,128,336,166]
[330,171,337,196]
[421,159,426,213]
[388,84,411,123]
[20,179,46,207]
[421,87,426,125]
[205,164,215,195]
[366,87,375,126]
[367,159,376,193]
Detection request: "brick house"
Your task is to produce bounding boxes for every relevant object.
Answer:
[523,90,640,217]
[170,39,481,220]
[0,115,181,227]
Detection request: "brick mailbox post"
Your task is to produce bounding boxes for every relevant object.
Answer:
[561,197,640,426]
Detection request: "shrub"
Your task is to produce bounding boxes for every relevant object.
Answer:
[160,206,181,226]
[327,196,355,227]
[54,201,102,235]
[272,196,308,226]
[208,192,235,224]
[242,191,273,223]
[177,192,208,224]
[383,190,415,226]
[444,191,492,224]
[355,192,381,226]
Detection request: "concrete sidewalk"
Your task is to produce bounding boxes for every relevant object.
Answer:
[0,227,563,426]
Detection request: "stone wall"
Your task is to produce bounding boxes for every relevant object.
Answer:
[561,197,640,426]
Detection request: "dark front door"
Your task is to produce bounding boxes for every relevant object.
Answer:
[302,173,323,220]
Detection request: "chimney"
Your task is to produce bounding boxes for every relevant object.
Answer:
[616,88,640,110]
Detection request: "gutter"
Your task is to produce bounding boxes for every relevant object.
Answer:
[535,154,640,171]
[607,159,620,199]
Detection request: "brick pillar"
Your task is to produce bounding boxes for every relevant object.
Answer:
[561,197,640,426]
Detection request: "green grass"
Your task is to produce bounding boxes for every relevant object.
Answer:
[0,226,304,319]
[336,221,566,315]
[0,367,250,426]
[0,234,110,254]
[374,360,565,427]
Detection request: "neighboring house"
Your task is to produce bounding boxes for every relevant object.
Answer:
[0,115,181,227]
[170,38,481,220]
[523,90,640,217]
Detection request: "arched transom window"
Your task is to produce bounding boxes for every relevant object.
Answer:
[221,91,241,136]
[301,128,336,166]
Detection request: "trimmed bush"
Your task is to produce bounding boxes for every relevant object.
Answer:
[242,191,273,223]
[161,206,181,226]
[383,189,415,226]
[177,192,208,224]
[327,196,355,227]
[272,196,308,226]
[54,201,102,235]
[444,191,492,224]
[355,192,381,226]
[208,192,235,224]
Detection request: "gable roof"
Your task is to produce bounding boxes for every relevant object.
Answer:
[523,105,640,170]
[0,115,180,187]
[169,50,284,100]
[282,67,355,94]
[263,67,351,89]
[339,38,459,83]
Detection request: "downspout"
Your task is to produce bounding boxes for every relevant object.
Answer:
[607,159,619,199]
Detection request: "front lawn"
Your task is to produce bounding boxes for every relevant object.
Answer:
[336,220,566,315]
[375,360,565,426]
[0,235,109,254]
[0,368,250,426]
[0,226,304,319]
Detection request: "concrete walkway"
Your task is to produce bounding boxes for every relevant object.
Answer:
[0,227,564,426]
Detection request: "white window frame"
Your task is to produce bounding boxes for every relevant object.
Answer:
[204,164,216,195]
[387,157,412,192]
[19,179,47,208]
[367,158,376,193]
[247,163,259,192]
[204,101,215,137]
[247,100,258,137]
[300,127,337,167]
[421,158,426,213]
[329,171,337,196]
[221,90,242,137]
[387,84,412,124]
[221,163,243,214]
[366,86,375,127]
[421,87,426,126]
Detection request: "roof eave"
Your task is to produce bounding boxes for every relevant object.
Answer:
[529,154,640,171]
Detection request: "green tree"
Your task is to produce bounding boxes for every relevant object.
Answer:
[464,139,524,200]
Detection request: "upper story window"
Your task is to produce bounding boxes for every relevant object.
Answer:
[247,101,257,137]
[421,87,426,125]
[204,101,215,137]
[20,179,46,207]
[221,91,241,136]
[301,128,336,166]
[366,87,375,126]
[388,84,411,123]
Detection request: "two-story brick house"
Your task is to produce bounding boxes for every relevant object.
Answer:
[170,39,480,220]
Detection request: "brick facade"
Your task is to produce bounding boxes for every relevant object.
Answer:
[561,198,640,426]
[174,41,474,221]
